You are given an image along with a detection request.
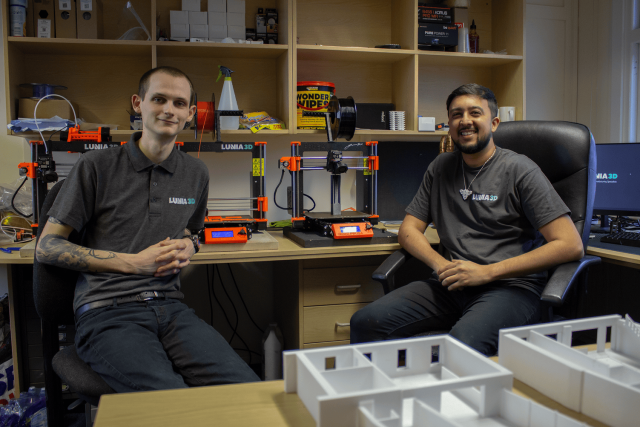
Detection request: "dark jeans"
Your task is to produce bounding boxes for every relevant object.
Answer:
[350,279,543,356]
[75,299,259,393]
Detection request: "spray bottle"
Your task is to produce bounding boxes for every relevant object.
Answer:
[216,65,240,131]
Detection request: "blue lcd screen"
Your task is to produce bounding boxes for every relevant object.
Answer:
[340,226,360,233]
[211,231,234,238]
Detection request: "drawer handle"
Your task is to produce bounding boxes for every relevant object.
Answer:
[335,284,362,291]
[335,322,350,327]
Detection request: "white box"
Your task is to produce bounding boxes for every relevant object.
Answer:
[208,12,226,26]
[171,24,189,39]
[181,0,200,11]
[208,24,227,39]
[418,116,436,131]
[190,24,209,38]
[170,10,189,25]
[208,0,226,13]
[226,0,245,14]
[226,12,244,26]
[228,25,245,39]
[189,11,208,25]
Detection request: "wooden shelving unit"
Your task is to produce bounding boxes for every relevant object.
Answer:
[3,0,525,141]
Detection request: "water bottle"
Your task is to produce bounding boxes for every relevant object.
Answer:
[262,323,283,380]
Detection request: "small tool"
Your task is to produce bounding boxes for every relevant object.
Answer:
[0,247,21,254]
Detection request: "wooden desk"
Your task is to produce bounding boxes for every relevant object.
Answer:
[94,350,608,427]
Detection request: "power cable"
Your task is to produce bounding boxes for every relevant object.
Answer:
[227,264,264,334]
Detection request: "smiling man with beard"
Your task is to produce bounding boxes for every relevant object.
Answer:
[350,84,584,356]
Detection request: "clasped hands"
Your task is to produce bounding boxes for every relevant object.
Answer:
[136,237,195,277]
[437,259,494,291]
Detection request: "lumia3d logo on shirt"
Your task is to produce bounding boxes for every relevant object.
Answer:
[169,198,196,205]
[472,194,499,202]
[597,173,618,181]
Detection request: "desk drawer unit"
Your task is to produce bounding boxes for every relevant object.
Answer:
[275,256,387,350]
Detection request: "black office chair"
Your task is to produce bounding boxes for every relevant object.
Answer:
[373,121,601,322]
[33,180,115,427]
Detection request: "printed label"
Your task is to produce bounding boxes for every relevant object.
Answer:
[37,19,51,38]
[59,0,71,10]
[81,0,92,11]
[363,158,371,176]
[252,158,264,177]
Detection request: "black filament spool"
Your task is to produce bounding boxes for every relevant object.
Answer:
[329,96,357,141]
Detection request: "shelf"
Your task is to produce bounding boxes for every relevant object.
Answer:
[417,51,523,67]
[7,37,153,56]
[295,129,447,137]
[296,45,414,64]
[156,42,289,59]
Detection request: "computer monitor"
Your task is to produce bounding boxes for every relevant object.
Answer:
[593,143,640,220]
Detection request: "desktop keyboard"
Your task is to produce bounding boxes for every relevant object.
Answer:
[600,231,640,247]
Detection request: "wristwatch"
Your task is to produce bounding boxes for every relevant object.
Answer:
[184,234,200,254]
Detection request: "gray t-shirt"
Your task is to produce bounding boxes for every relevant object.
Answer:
[405,146,570,295]
[48,132,209,311]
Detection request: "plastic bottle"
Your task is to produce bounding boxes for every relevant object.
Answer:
[262,323,283,380]
[9,0,28,37]
[216,65,240,131]
[469,20,479,53]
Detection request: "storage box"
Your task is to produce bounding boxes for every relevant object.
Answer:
[26,0,35,36]
[355,103,395,130]
[181,0,199,12]
[170,10,189,25]
[245,28,256,40]
[265,8,277,34]
[33,0,55,38]
[171,24,189,39]
[226,12,244,27]
[418,116,435,131]
[208,11,226,26]
[76,0,102,39]
[208,0,225,13]
[54,0,76,38]
[208,24,227,39]
[190,24,208,38]
[418,24,458,47]
[19,98,78,121]
[418,4,452,24]
[228,25,245,39]
[189,11,207,25]
[226,0,245,14]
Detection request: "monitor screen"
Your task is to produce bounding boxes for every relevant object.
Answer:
[593,143,640,216]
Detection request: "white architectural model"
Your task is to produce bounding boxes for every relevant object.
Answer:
[499,314,640,427]
[283,335,588,427]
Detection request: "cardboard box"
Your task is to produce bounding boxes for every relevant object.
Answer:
[189,11,207,25]
[19,98,78,121]
[77,0,102,39]
[256,8,266,33]
[355,103,395,130]
[26,0,35,37]
[208,0,225,13]
[33,0,55,37]
[208,24,227,39]
[208,12,226,26]
[170,10,189,25]
[181,0,200,12]
[418,116,436,132]
[171,24,189,39]
[418,4,452,24]
[226,12,244,27]
[418,24,458,47]
[226,0,245,14]
[55,0,76,38]
[266,8,277,33]
[190,24,208,38]
[245,28,256,40]
[266,33,277,44]
[227,25,245,39]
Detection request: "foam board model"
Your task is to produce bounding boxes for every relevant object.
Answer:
[283,335,588,427]
[499,314,640,427]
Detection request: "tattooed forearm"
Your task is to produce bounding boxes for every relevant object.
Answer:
[36,233,117,272]
[183,228,191,236]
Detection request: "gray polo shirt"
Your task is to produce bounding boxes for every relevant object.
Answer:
[406,146,570,295]
[48,132,209,311]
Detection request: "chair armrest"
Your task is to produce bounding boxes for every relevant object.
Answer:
[372,249,413,294]
[541,255,601,307]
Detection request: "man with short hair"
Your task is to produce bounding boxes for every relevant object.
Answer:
[350,83,584,355]
[36,66,259,391]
